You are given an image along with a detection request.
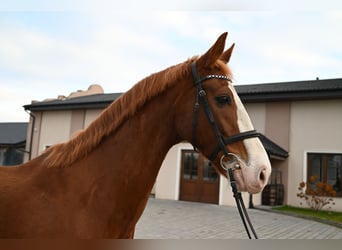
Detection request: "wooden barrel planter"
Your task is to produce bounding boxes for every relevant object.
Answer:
[262,170,284,206]
[262,184,284,206]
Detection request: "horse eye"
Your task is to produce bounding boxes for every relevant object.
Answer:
[215,95,231,106]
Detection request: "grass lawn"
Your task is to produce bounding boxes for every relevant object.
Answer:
[272,206,342,224]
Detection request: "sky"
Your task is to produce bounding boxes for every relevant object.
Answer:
[1,1,342,122]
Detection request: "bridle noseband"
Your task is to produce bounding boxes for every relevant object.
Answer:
[191,61,260,239]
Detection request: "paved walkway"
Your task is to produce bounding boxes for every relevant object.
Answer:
[135,198,342,239]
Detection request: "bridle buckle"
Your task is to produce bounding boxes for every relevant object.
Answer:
[198,89,206,97]
[220,153,242,172]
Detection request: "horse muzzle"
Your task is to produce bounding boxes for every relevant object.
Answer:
[220,153,270,194]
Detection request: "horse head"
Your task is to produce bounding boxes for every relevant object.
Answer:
[175,32,271,194]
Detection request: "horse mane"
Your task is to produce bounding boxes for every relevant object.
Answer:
[43,58,197,168]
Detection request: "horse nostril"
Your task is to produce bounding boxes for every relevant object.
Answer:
[259,169,266,182]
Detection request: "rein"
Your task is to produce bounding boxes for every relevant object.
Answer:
[191,61,259,239]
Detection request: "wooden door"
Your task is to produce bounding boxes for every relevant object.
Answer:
[179,150,220,204]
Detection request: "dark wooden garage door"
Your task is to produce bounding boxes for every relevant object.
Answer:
[179,150,220,204]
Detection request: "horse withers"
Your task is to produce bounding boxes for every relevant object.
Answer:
[0,32,271,238]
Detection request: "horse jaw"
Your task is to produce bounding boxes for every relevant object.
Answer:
[228,85,272,194]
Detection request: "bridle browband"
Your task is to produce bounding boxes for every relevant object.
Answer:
[191,61,260,239]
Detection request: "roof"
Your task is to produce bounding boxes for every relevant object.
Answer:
[259,134,289,159]
[0,122,28,145]
[23,93,121,111]
[235,78,342,102]
[24,77,342,111]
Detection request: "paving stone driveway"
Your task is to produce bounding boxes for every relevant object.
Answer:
[135,198,342,239]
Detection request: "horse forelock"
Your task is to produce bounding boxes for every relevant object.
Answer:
[43,58,195,168]
[216,60,234,80]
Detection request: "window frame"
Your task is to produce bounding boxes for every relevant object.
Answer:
[306,152,342,197]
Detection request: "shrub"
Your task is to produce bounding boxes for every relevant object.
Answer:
[297,175,336,212]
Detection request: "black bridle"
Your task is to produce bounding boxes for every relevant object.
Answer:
[191,61,260,239]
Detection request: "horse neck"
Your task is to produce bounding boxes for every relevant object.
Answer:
[111,91,181,169]
[70,84,183,235]
[102,89,181,182]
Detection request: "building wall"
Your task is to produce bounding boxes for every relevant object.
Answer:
[289,99,342,211]
[244,103,266,134]
[265,102,290,204]
[84,109,103,127]
[155,143,192,200]
[37,110,72,153]
[26,109,103,159]
[70,110,85,136]
[25,112,42,161]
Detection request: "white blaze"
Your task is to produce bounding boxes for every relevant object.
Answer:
[228,84,271,192]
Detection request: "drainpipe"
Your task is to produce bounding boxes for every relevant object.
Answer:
[25,109,35,161]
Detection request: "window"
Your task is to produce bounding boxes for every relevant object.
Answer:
[202,158,218,181]
[183,151,198,180]
[0,148,5,165]
[182,150,218,182]
[0,146,25,166]
[307,153,342,197]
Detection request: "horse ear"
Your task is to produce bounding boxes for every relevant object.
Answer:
[197,32,228,68]
[220,43,235,64]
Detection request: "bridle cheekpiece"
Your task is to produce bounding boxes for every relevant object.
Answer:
[191,61,260,239]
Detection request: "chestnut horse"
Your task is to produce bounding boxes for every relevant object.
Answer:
[0,33,271,238]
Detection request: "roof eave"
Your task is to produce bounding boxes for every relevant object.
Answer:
[23,101,113,111]
[0,140,26,147]
[258,134,289,160]
[240,90,342,103]
[269,154,288,161]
